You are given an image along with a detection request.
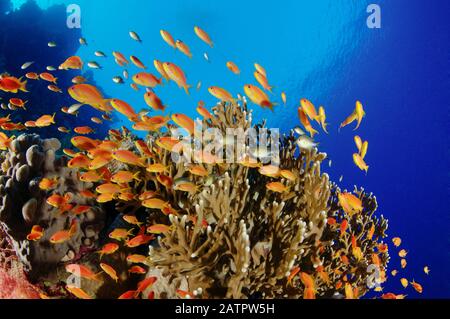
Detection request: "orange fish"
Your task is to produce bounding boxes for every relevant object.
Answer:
[66,264,100,281]
[144,91,166,111]
[136,277,157,294]
[9,98,27,109]
[100,263,119,282]
[96,183,123,195]
[172,113,195,135]
[254,63,267,77]
[127,254,148,264]
[254,71,273,92]
[226,61,240,74]
[298,107,318,137]
[39,72,57,83]
[266,181,289,193]
[59,56,83,70]
[112,150,145,167]
[118,290,137,299]
[110,99,139,121]
[156,136,182,152]
[135,140,154,158]
[123,215,142,226]
[71,136,100,151]
[109,228,133,241]
[0,76,28,93]
[68,84,112,112]
[244,84,276,110]
[128,265,147,274]
[153,59,170,80]
[197,104,213,120]
[208,86,235,102]
[68,154,91,169]
[194,26,213,47]
[163,62,191,94]
[258,165,280,178]
[39,177,59,191]
[35,113,56,127]
[338,192,363,216]
[130,55,147,69]
[26,72,39,80]
[66,285,93,299]
[71,205,92,216]
[97,243,120,259]
[49,220,77,244]
[410,280,423,293]
[111,171,140,183]
[79,171,103,183]
[160,30,176,48]
[112,51,129,66]
[125,234,154,248]
[340,219,348,237]
[74,126,95,135]
[175,40,192,58]
[27,225,44,241]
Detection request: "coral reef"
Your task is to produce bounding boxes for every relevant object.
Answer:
[0,100,389,299]
[0,134,105,279]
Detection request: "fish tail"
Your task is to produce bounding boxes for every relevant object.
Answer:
[184,85,192,95]
[20,78,28,92]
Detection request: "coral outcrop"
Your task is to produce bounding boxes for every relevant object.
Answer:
[0,134,105,278]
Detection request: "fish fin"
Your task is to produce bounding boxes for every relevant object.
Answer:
[184,85,192,95]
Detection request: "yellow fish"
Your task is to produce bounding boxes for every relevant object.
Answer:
[244,84,276,110]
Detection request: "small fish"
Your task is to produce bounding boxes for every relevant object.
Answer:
[72,75,87,84]
[79,37,88,45]
[21,61,34,70]
[400,278,409,288]
[160,30,176,48]
[129,31,142,42]
[203,52,210,62]
[266,181,289,193]
[410,280,423,293]
[244,84,276,110]
[35,113,56,128]
[39,177,59,190]
[66,285,93,300]
[353,153,369,173]
[113,51,129,66]
[163,62,191,94]
[118,290,138,299]
[97,243,120,259]
[424,266,430,275]
[95,51,107,57]
[39,72,57,83]
[339,175,344,182]
[392,237,402,247]
[113,76,124,84]
[226,61,240,75]
[136,277,157,294]
[127,254,148,264]
[109,228,133,241]
[128,265,147,275]
[391,270,398,276]
[27,225,44,241]
[298,108,319,139]
[88,61,101,69]
[46,66,56,71]
[48,85,62,93]
[293,126,306,136]
[91,117,103,124]
[100,263,119,282]
[125,234,154,248]
[123,215,142,226]
[130,55,147,69]
[401,258,407,269]
[208,86,235,102]
[48,41,57,47]
[254,71,273,92]
[398,249,408,258]
[254,63,267,77]
[65,264,100,282]
[194,26,213,47]
[25,72,39,80]
[123,69,129,79]
[175,40,192,58]
[147,224,172,235]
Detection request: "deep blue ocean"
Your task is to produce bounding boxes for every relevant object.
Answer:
[4,0,450,298]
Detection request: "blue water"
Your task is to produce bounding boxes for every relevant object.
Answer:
[7,0,450,298]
